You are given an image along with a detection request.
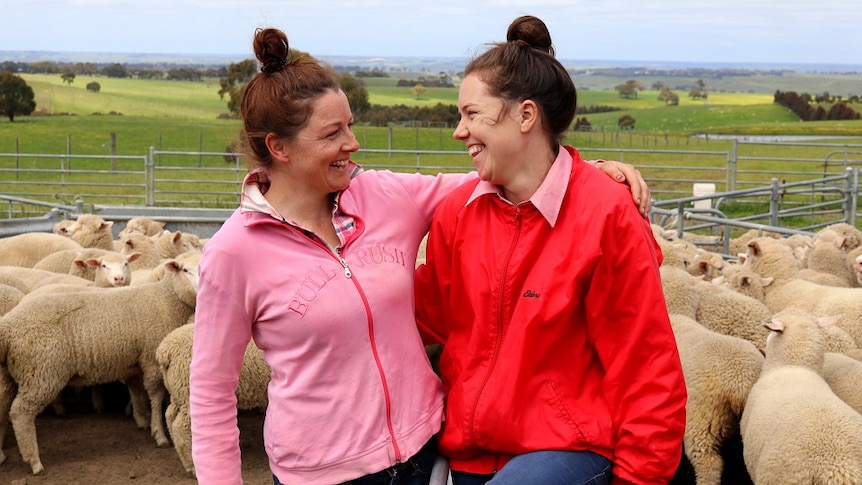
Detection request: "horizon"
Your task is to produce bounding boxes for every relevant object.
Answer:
[3,1,860,66]
[4,50,862,74]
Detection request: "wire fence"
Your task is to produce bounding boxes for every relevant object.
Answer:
[1,139,861,241]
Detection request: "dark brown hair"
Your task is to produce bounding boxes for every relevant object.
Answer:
[465,15,576,148]
[240,28,340,169]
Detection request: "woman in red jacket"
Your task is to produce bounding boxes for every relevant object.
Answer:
[414,15,687,485]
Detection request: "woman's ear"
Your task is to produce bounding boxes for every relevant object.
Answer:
[265,133,290,163]
[518,100,538,133]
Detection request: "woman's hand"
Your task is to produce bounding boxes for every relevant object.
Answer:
[589,159,651,217]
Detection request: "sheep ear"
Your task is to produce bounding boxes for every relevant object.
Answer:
[740,276,752,288]
[761,276,774,287]
[85,258,100,267]
[817,315,842,328]
[698,261,710,273]
[101,221,114,230]
[73,259,87,268]
[747,240,763,257]
[126,252,142,263]
[764,318,784,333]
[736,253,747,263]
[164,260,181,273]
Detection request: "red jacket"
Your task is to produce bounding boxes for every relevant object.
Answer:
[414,146,686,485]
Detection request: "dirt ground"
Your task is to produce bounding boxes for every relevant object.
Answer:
[0,384,273,485]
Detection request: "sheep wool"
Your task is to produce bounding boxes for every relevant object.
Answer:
[745,237,862,347]
[156,323,269,476]
[740,307,862,484]
[0,252,200,475]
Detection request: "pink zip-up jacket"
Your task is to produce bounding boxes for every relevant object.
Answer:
[190,164,473,484]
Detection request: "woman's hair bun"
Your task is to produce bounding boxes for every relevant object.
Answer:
[254,28,290,74]
[506,15,554,56]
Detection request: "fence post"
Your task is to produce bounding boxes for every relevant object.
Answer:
[844,167,857,224]
[769,178,780,227]
[147,146,156,206]
[728,139,738,192]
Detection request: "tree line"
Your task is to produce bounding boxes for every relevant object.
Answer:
[774,90,861,121]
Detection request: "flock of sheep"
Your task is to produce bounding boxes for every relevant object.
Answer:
[657,222,862,484]
[1,213,862,484]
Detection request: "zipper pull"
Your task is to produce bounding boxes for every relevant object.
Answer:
[340,258,352,278]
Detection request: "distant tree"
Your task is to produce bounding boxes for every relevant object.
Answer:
[60,69,75,85]
[618,114,636,130]
[73,62,100,76]
[614,80,643,99]
[0,71,37,121]
[102,63,129,78]
[657,86,679,106]
[651,81,665,90]
[220,47,311,117]
[573,116,591,131]
[338,73,370,119]
[1,61,18,72]
[86,81,101,93]
[411,84,427,100]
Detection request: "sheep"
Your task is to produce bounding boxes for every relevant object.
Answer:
[130,250,200,287]
[661,265,764,485]
[740,307,862,484]
[118,232,164,270]
[0,266,93,293]
[0,252,200,475]
[662,263,771,352]
[156,322,269,476]
[686,248,725,281]
[65,214,115,251]
[800,228,856,287]
[822,351,862,416]
[718,256,858,353]
[153,230,203,259]
[0,284,24,316]
[727,229,782,258]
[821,222,862,251]
[118,216,167,239]
[0,232,83,267]
[52,219,74,236]
[33,248,139,287]
[668,313,763,485]
[744,237,862,347]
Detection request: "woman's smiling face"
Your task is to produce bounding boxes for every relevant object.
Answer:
[452,73,523,184]
[283,89,360,195]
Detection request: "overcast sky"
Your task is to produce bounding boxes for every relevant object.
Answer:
[2,0,860,66]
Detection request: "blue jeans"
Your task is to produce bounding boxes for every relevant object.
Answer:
[273,439,438,485]
[451,450,611,485]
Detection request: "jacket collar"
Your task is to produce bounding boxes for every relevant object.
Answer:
[465,145,573,227]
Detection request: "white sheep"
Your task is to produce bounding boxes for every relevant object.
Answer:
[745,237,862,347]
[0,284,24,316]
[33,248,139,287]
[822,351,862,416]
[118,232,164,270]
[156,322,269,476]
[0,232,83,267]
[662,264,771,352]
[52,219,74,236]
[0,252,200,475]
[0,266,93,293]
[799,228,856,287]
[740,307,862,484]
[661,266,764,485]
[118,216,167,239]
[65,214,115,251]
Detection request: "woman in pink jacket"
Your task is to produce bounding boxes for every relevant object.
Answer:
[189,26,651,485]
[414,15,687,485]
